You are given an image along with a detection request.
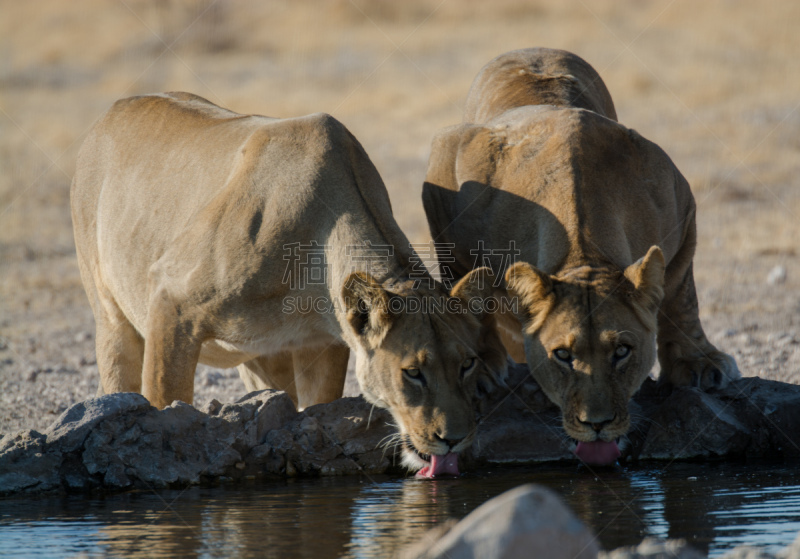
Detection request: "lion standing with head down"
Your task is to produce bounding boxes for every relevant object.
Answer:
[71,92,508,477]
[423,48,740,465]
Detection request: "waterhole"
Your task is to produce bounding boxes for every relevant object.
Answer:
[1,461,798,557]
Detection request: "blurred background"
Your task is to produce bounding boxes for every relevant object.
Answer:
[1,0,798,432]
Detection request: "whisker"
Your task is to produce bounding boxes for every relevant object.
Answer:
[367,404,376,430]
[377,432,400,449]
[630,412,663,431]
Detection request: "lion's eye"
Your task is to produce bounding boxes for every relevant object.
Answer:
[613,345,631,364]
[554,348,572,363]
[403,368,426,386]
[460,357,477,377]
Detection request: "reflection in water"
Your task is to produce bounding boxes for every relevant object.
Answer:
[0,463,798,558]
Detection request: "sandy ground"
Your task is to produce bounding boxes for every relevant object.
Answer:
[1,0,799,437]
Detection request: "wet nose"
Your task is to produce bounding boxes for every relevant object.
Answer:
[578,415,615,433]
[435,433,464,450]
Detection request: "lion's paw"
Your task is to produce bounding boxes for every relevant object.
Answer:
[661,349,740,391]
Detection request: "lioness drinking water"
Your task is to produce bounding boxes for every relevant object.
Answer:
[422,48,740,465]
[71,92,507,476]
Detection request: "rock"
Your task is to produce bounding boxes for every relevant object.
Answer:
[82,399,243,487]
[466,364,573,466]
[44,392,152,453]
[303,397,395,474]
[76,391,297,488]
[202,398,223,415]
[778,530,800,559]
[1,368,799,497]
[639,387,751,459]
[778,534,800,559]
[398,484,599,559]
[767,265,787,285]
[220,389,298,448]
[637,378,800,460]
[74,331,92,343]
[0,430,61,493]
[0,390,401,495]
[468,370,800,466]
[255,397,396,477]
[720,546,777,558]
[599,538,705,558]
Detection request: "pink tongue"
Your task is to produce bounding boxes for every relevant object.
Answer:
[574,440,621,466]
[414,453,460,479]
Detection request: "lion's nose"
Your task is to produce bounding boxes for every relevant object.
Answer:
[578,415,616,433]
[435,433,464,450]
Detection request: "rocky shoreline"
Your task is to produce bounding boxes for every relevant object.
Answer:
[2,364,798,497]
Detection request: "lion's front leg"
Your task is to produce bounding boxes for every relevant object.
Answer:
[141,290,202,409]
[238,343,349,410]
[237,352,298,404]
[293,343,349,411]
[656,263,740,390]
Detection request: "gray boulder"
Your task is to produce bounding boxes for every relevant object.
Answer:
[781,532,800,559]
[45,392,152,453]
[466,364,800,466]
[398,484,600,559]
[635,377,800,461]
[0,430,59,493]
[0,389,398,496]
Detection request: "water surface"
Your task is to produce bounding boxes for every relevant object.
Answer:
[1,461,798,558]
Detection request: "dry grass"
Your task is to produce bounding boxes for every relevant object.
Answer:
[1,0,798,403]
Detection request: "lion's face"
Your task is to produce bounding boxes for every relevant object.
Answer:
[342,269,507,474]
[523,284,657,443]
[506,248,665,448]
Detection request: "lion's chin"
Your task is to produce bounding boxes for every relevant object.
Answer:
[401,445,460,479]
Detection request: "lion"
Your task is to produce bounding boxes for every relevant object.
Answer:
[422,48,740,465]
[71,92,507,477]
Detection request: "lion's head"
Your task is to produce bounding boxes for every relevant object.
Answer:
[342,267,507,477]
[505,246,665,465]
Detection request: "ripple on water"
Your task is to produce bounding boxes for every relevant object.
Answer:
[0,461,797,558]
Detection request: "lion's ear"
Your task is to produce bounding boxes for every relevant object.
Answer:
[341,272,393,348]
[450,267,497,320]
[504,262,555,334]
[624,245,665,314]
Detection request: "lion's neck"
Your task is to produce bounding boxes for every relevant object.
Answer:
[321,221,439,342]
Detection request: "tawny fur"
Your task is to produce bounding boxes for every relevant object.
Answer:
[422,48,739,445]
[71,92,507,461]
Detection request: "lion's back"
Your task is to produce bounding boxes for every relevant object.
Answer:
[71,93,361,252]
[70,93,383,330]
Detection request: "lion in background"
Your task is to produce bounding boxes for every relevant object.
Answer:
[71,93,507,477]
[423,48,740,465]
